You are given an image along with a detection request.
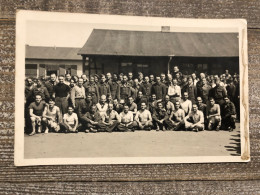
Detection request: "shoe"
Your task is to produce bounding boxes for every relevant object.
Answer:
[216,126,220,131]
[85,129,90,133]
[29,131,36,136]
[44,128,49,134]
[194,127,199,132]
[90,128,97,133]
[228,127,233,132]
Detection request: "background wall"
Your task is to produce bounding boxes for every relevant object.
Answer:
[0,0,259,194]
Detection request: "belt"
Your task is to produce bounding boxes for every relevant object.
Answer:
[75,97,84,99]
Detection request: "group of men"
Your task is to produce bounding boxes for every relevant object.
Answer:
[25,66,239,135]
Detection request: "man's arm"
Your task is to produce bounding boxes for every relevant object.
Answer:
[70,87,76,108]
[72,115,78,131]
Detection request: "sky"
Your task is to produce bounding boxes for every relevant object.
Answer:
[26,20,159,48]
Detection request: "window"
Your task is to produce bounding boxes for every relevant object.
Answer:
[25,64,37,77]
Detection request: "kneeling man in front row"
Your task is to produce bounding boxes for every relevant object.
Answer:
[134,102,153,130]
[185,104,204,132]
[167,101,185,131]
[81,105,102,133]
[60,106,78,133]
[207,97,221,131]
[152,101,169,131]
[100,103,121,132]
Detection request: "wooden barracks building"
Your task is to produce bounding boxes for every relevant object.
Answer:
[25,28,239,78]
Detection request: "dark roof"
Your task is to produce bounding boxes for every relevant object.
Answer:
[78,29,239,57]
[26,45,82,60]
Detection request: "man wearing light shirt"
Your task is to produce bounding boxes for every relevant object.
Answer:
[185,104,204,132]
[70,78,86,116]
[168,78,181,104]
[180,92,192,116]
[118,105,137,132]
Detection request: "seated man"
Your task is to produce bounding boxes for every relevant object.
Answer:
[167,101,185,131]
[221,96,236,131]
[113,99,124,114]
[118,105,137,132]
[28,94,46,135]
[185,104,204,132]
[60,106,78,133]
[96,94,108,118]
[128,96,137,115]
[100,103,121,132]
[81,105,102,133]
[134,102,153,130]
[163,95,175,115]
[180,92,192,116]
[196,96,207,126]
[152,101,169,131]
[148,94,157,114]
[206,97,221,131]
[135,91,149,110]
[42,98,61,133]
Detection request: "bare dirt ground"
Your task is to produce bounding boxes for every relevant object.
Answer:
[24,123,240,159]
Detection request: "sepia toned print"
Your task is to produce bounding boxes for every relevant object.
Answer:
[15,11,249,166]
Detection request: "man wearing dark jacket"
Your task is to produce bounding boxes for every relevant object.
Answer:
[151,76,166,101]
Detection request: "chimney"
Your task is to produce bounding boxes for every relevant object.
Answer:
[161,26,170,32]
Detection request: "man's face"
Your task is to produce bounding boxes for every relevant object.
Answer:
[165,96,170,102]
[119,100,125,105]
[134,79,139,86]
[91,106,96,113]
[224,97,230,104]
[101,76,106,83]
[173,80,177,86]
[175,102,180,110]
[184,93,188,100]
[128,73,133,79]
[202,78,206,85]
[123,76,128,83]
[129,97,134,104]
[176,73,180,79]
[210,99,215,106]
[27,79,33,86]
[119,75,123,81]
[66,74,71,81]
[101,96,106,104]
[78,79,83,86]
[200,73,205,79]
[138,92,143,98]
[113,99,118,105]
[197,98,202,105]
[70,80,75,87]
[173,66,178,72]
[50,75,56,82]
[158,103,163,110]
[49,100,55,107]
[192,105,198,112]
[124,106,129,113]
[141,103,146,110]
[58,77,64,84]
[35,95,42,103]
[150,75,154,81]
[82,75,87,81]
[161,74,166,81]
[36,80,41,87]
[87,95,92,102]
[106,73,111,80]
[145,77,149,83]
[94,76,99,83]
[90,77,94,83]
[107,95,112,102]
[188,78,193,85]
[156,77,160,83]
[68,107,73,114]
[138,74,143,80]
[108,104,113,111]
[192,74,196,79]
[113,74,118,81]
[216,79,220,86]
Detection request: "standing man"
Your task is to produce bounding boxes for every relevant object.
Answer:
[180,92,192,116]
[167,101,185,131]
[152,101,169,131]
[135,102,153,130]
[172,66,182,79]
[197,77,211,104]
[226,79,236,103]
[221,96,236,131]
[182,77,197,104]
[98,74,111,98]
[151,76,166,101]
[44,73,57,98]
[118,105,136,132]
[149,74,156,85]
[29,79,50,102]
[84,75,99,104]
[207,97,221,131]
[28,94,46,135]
[53,75,71,115]
[64,73,72,85]
[81,74,88,84]
[148,94,158,114]
[167,78,181,104]
[210,78,227,106]
[132,78,142,101]
[135,91,149,110]
[141,76,152,98]
[60,106,78,133]
[185,104,204,132]
[108,73,120,101]
[119,75,133,101]
[128,72,134,87]
[70,78,86,116]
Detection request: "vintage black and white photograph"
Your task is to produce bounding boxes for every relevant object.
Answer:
[15,11,249,166]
